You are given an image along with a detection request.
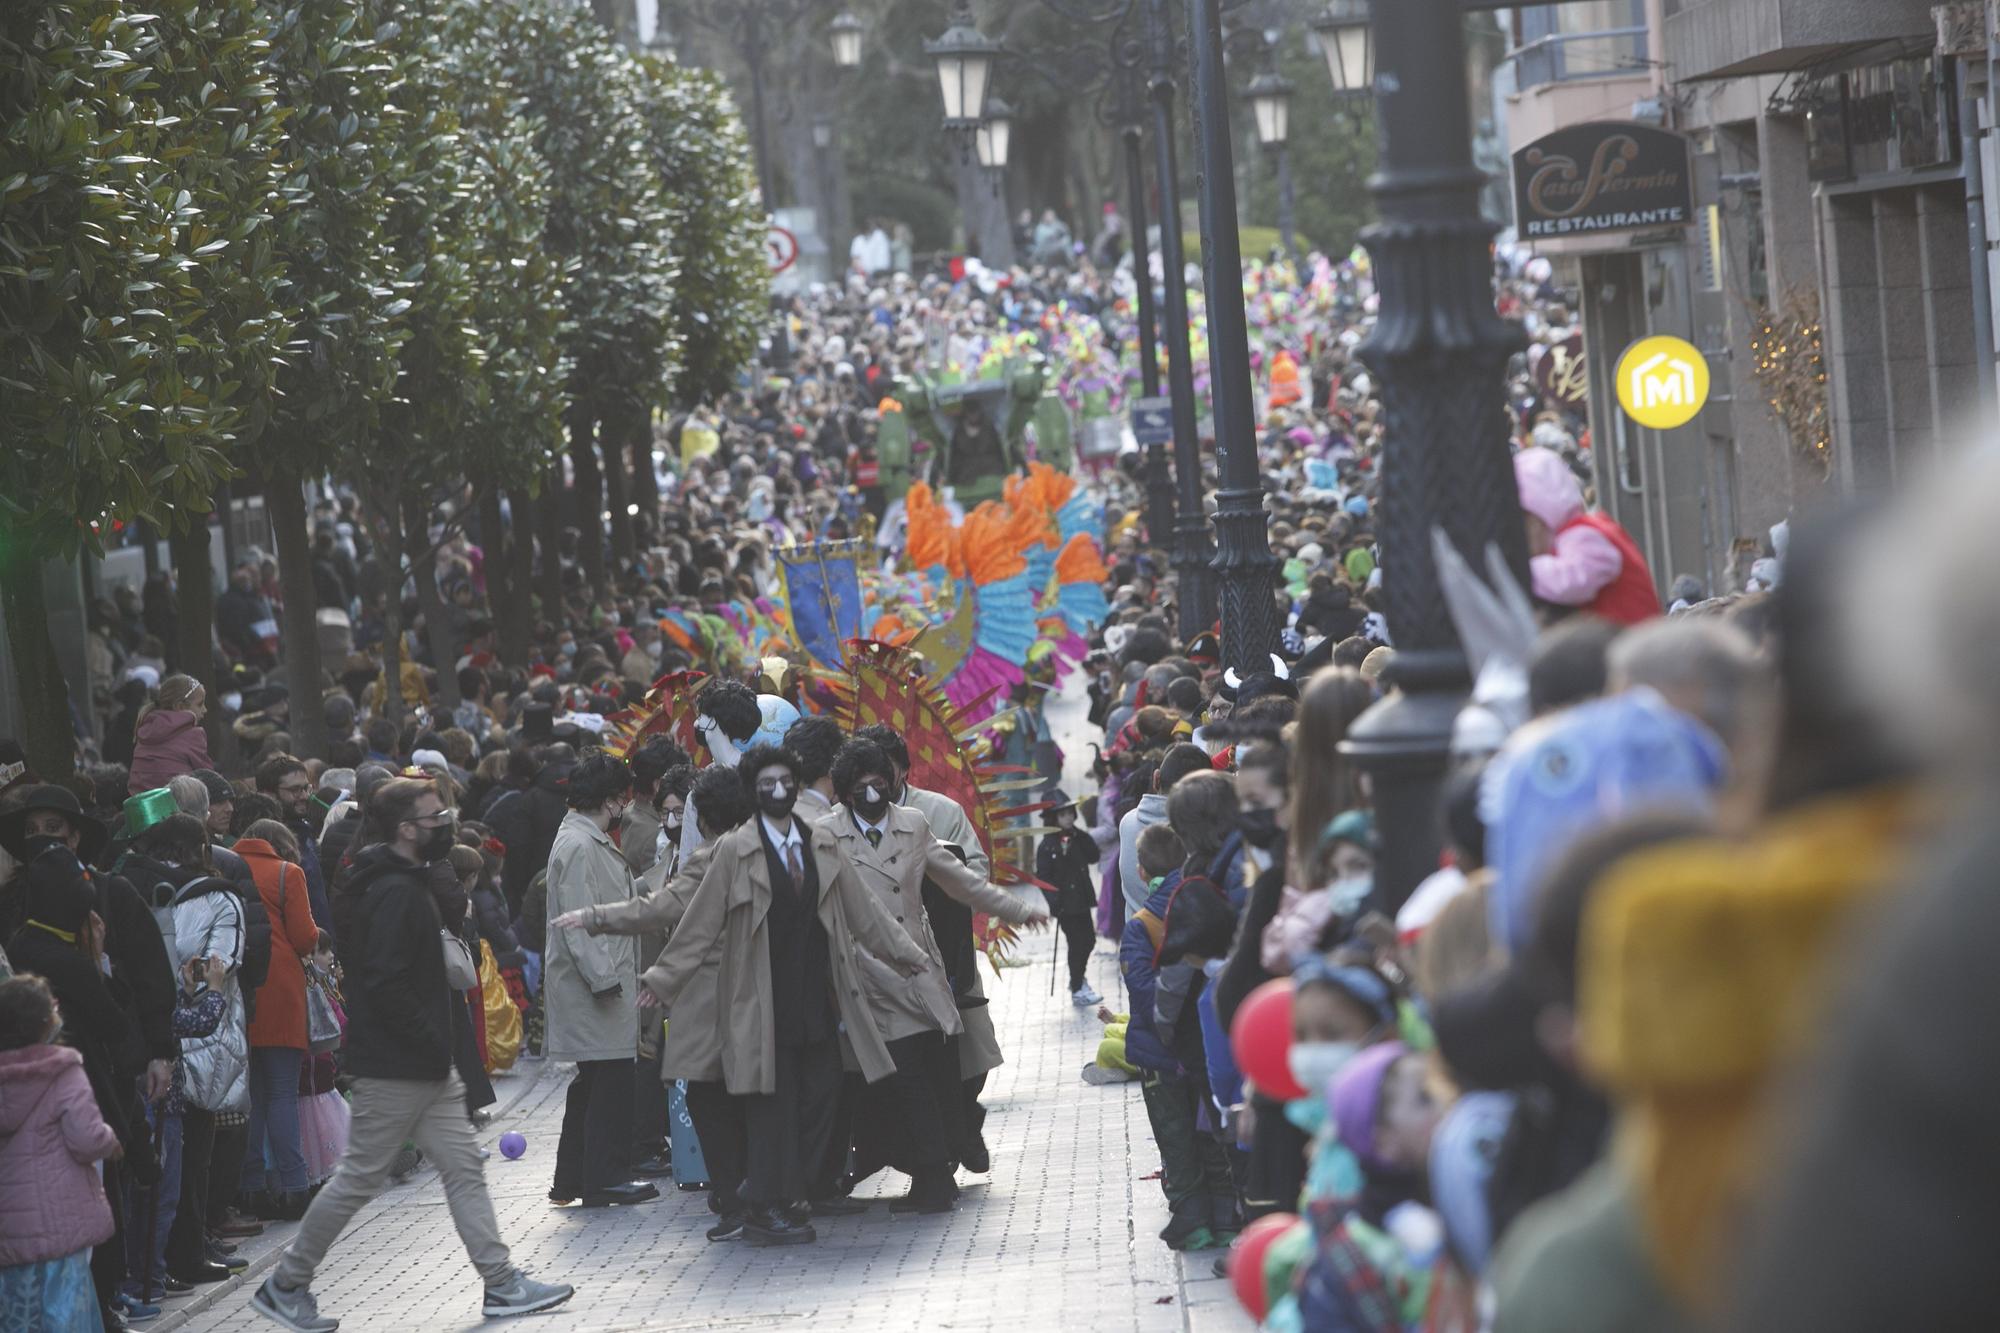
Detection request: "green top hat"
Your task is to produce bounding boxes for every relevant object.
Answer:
[124,787,180,838]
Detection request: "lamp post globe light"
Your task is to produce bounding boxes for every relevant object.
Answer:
[812,114,835,151]
[1246,66,1292,147]
[926,1,1001,129]
[1245,49,1294,255]
[974,97,1013,170]
[1325,0,1532,912]
[1312,0,1373,96]
[830,9,865,68]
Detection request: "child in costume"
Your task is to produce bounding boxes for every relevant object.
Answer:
[295,932,349,1187]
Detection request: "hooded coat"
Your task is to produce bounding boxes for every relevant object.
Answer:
[1514,446,1660,625]
[127,709,214,793]
[0,1043,119,1266]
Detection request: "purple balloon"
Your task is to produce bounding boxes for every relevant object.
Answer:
[498,1131,527,1160]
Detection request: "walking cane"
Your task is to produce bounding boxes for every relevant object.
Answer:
[1049,909,1060,997]
[139,1102,166,1303]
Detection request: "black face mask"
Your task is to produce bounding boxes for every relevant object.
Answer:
[1236,807,1284,851]
[851,781,890,823]
[21,835,67,862]
[757,781,797,821]
[418,822,456,861]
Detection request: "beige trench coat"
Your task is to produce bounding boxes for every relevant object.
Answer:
[542,811,640,1063]
[820,804,1040,1045]
[647,816,931,1096]
[901,783,1013,1078]
[576,843,721,1083]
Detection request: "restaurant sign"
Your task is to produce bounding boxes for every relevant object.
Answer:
[1512,121,1693,239]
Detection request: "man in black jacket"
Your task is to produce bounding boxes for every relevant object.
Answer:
[252,778,573,1332]
[490,744,574,915]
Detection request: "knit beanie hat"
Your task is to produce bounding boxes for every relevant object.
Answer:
[1329,1039,1407,1175]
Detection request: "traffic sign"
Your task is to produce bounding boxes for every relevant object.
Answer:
[1614,334,1709,430]
[766,225,799,275]
[1130,396,1173,446]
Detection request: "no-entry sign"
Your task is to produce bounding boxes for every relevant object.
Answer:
[767,225,799,274]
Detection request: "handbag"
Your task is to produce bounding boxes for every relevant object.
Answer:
[304,960,343,1053]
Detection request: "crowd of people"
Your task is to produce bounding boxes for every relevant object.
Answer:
[3,220,1962,1333]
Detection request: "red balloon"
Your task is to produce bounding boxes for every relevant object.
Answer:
[1229,1212,1299,1321]
[1229,977,1305,1101]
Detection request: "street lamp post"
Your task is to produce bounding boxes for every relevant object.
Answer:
[1246,54,1295,256]
[1186,0,1279,675]
[830,9,864,68]
[1327,0,1531,910]
[1113,53,1174,552]
[1144,0,1214,639]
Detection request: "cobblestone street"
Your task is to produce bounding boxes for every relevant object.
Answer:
[164,934,1253,1333]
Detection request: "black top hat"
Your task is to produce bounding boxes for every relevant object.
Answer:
[0,784,109,865]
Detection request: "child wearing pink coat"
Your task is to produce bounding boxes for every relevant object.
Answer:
[0,974,122,1331]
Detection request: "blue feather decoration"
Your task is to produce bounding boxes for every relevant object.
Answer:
[973,573,1039,663]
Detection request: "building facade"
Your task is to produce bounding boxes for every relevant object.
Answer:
[1499,0,1997,594]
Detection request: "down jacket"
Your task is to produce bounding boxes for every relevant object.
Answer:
[0,1043,119,1266]
[127,709,213,793]
[169,874,250,1113]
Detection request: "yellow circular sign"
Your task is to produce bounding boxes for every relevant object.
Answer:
[1613,335,1710,430]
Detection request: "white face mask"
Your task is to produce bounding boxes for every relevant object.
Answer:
[1327,874,1373,918]
[1287,1041,1363,1099]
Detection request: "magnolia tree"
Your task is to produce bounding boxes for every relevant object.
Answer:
[1,0,292,778]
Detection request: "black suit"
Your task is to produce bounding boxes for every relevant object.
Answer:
[740,824,841,1208]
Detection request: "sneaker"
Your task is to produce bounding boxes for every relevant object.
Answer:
[482,1270,576,1319]
[705,1213,746,1242]
[1080,1063,1133,1085]
[1071,983,1102,1007]
[251,1276,339,1332]
[116,1293,162,1323]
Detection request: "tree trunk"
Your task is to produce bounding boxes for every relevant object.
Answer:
[408,495,461,715]
[628,410,659,525]
[378,499,406,723]
[167,518,225,760]
[536,464,565,624]
[485,488,530,667]
[569,401,607,596]
[601,410,635,569]
[265,471,330,760]
[0,550,76,783]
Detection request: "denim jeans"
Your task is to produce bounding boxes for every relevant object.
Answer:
[123,1103,181,1296]
[241,1046,309,1193]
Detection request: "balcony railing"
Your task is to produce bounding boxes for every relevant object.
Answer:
[1512,25,1650,88]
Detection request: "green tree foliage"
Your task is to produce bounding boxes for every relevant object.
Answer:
[1,0,289,555]
[636,56,766,409]
[493,1,679,421]
[2,0,295,776]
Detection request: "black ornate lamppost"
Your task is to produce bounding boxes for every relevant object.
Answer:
[922,0,1207,609]
[1319,0,1534,909]
[1184,0,1279,673]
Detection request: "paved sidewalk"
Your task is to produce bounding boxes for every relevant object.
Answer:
[165,936,1253,1333]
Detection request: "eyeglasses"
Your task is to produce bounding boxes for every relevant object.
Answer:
[278,782,310,797]
[409,812,456,828]
[754,778,794,795]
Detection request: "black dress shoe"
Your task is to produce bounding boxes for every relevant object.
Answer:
[167,1261,232,1285]
[632,1154,674,1178]
[743,1206,816,1246]
[960,1133,991,1175]
[890,1171,959,1215]
[808,1195,869,1216]
[580,1181,660,1207]
[161,1274,195,1294]
[548,1190,577,1205]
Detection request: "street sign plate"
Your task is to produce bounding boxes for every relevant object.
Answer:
[1130,396,1173,446]
[767,225,799,274]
